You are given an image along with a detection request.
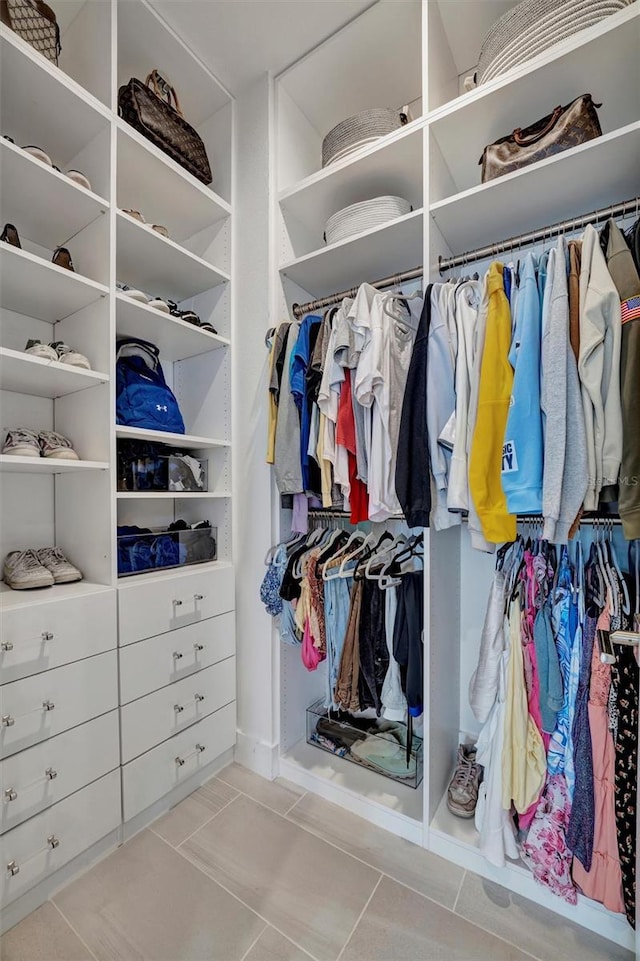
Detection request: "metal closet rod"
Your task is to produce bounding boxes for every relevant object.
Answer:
[291,266,423,318]
[439,196,640,274]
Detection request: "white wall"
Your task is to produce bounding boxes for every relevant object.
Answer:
[232,75,279,777]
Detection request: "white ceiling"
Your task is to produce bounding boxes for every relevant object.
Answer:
[149,0,375,95]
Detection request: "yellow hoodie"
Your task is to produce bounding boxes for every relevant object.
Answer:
[469,262,516,544]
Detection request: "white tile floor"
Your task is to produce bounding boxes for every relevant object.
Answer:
[1,764,631,961]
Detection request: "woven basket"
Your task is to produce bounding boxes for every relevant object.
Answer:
[322,108,406,168]
[324,196,411,246]
[475,0,634,85]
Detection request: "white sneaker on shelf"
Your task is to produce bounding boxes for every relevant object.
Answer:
[147,296,170,313]
[49,342,91,370]
[36,547,82,584]
[3,549,54,589]
[116,282,149,303]
[24,340,58,362]
[2,428,41,457]
[38,430,79,460]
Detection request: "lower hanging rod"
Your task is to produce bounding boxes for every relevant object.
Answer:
[438,196,639,274]
[291,265,423,319]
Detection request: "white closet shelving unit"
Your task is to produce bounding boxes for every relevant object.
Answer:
[271,1,640,954]
[0,0,236,932]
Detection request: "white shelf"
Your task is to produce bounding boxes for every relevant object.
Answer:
[0,138,109,250]
[116,491,231,499]
[428,4,640,199]
[115,295,229,363]
[117,121,231,243]
[0,456,108,474]
[430,123,640,254]
[0,26,110,166]
[0,244,108,322]
[280,740,423,844]
[0,348,108,398]
[116,211,229,302]
[116,559,233,588]
[279,121,423,236]
[280,209,423,299]
[0,579,113,612]
[115,426,230,450]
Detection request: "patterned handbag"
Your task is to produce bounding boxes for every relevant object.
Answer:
[118,70,212,186]
[0,0,60,65]
[479,93,602,182]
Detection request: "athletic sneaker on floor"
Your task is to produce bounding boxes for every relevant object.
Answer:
[447,743,482,818]
[3,549,54,589]
[38,430,79,460]
[36,547,82,584]
[2,428,41,457]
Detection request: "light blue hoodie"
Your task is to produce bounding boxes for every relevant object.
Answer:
[502,252,544,513]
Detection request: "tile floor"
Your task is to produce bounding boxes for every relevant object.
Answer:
[1,763,631,961]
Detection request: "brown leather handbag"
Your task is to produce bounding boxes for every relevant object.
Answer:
[479,93,602,183]
[0,0,60,65]
[118,70,212,186]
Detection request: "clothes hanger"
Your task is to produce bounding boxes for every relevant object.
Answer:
[606,524,630,616]
[335,531,379,578]
[322,530,366,581]
[364,532,408,580]
[377,534,424,588]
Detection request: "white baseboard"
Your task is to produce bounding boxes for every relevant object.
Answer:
[234,729,279,779]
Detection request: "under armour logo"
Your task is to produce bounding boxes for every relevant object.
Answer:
[156,404,168,412]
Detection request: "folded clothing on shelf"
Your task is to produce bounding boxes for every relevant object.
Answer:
[117,520,216,576]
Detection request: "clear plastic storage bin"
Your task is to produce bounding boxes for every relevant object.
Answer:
[306,699,423,789]
[117,524,217,577]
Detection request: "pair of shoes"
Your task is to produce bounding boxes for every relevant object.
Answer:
[447,744,482,818]
[1,223,74,271]
[3,139,92,190]
[25,340,91,370]
[2,428,79,460]
[116,282,169,313]
[166,300,217,334]
[3,547,82,590]
[121,208,169,238]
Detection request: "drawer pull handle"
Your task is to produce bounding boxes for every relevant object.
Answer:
[2,714,14,727]
[46,767,57,780]
[47,834,60,849]
[42,632,54,641]
[6,834,61,877]
[175,743,206,767]
[4,788,17,802]
[7,860,19,876]
[194,593,204,601]
[172,651,183,661]
[42,700,55,712]
[174,703,184,714]
[2,700,55,726]
[193,643,204,653]
[1,641,14,652]
[194,693,205,703]
[173,599,183,608]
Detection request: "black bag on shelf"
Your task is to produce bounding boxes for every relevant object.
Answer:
[118,69,212,185]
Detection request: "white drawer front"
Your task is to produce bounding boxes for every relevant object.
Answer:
[0,652,117,759]
[0,590,116,685]
[122,701,236,821]
[1,712,119,835]
[121,658,235,763]
[119,613,235,704]
[1,769,120,906]
[118,565,234,646]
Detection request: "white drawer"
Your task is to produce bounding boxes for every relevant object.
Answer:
[1,769,120,906]
[0,589,116,685]
[121,658,235,763]
[118,564,234,646]
[122,701,236,821]
[0,651,117,759]
[119,613,235,704]
[1,712,119,835]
